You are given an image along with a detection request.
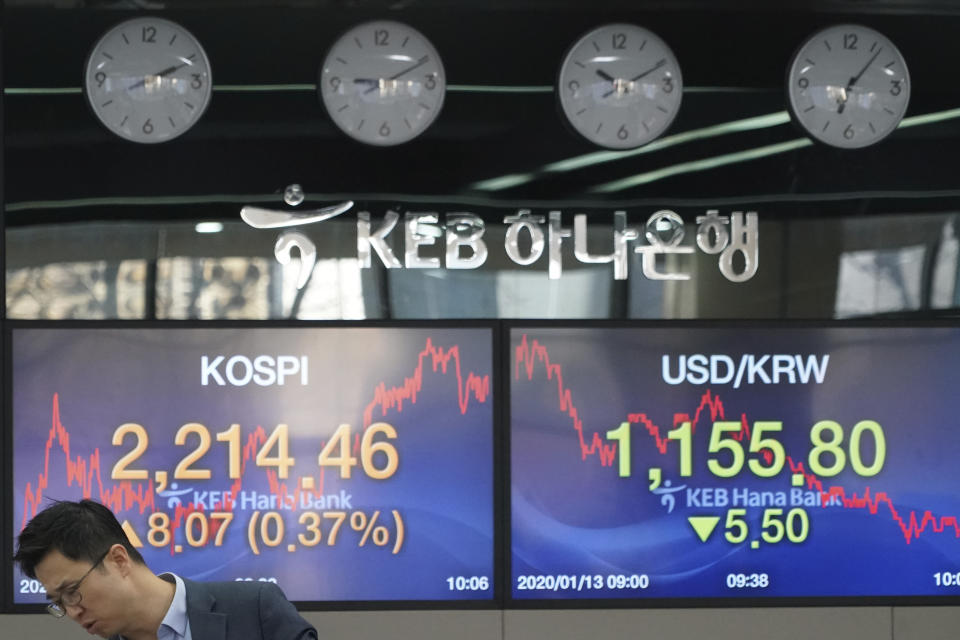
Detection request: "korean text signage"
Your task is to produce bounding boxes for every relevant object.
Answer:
[242,201,759,288]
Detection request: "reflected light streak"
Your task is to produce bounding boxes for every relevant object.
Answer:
[3,84,770,96]
[470,173,538,191]
[5,193,283,213]
[470,111,792,191]
[3,84,556,95]
[194,221,224,233]
[591,106,960,192]
[590,138,813,192]
[11,187,960,215]
[899,107,960,128]
[447,84,553,93]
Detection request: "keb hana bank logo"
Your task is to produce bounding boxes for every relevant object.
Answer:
[241,184,759,290]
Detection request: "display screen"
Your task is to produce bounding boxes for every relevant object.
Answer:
[11,326,495,604]
[509,324,960,602]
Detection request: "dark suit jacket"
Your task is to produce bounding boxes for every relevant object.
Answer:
[112,578,317,640]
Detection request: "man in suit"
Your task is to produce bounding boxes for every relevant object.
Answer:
[14,499,317,640]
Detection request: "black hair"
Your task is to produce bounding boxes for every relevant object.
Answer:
[13,499,146,579]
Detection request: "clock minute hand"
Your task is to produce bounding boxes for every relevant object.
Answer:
[847,47,883,90]
[390,54,430,80]
[364,55,431,94]
[838,47,882,113]
[127,62,190,92]
[630,58,666,81]
[599,61,667,98]
[602,59,667,98]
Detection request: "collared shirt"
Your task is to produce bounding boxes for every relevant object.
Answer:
[156,573,192,640]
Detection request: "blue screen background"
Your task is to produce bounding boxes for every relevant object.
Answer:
[510,326,960,600]
[12,327,494,603]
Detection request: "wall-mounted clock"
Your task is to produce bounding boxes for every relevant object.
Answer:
[84,17,213,144]
[319,21,446,146]
[557,23,683,149]
[787,24,910,149]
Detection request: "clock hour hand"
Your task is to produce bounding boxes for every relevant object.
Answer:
[596,69,619,97]
[599,59,668,98]
[836,92,848,114]
[596,69,615,82]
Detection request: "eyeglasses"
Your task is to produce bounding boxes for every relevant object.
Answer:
[46,549,110,618]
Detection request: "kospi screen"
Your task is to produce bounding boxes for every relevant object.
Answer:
[11,325,495,604]
[509,324,960,602]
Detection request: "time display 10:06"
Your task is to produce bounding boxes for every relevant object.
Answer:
[934,571,960,587]
[111,422,397,489]
[446,576,490,591]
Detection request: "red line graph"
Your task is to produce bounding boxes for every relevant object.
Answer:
[514,333,960,544]
[20,337,491,547]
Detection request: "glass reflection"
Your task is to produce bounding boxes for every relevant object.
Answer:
[5,212,959,320]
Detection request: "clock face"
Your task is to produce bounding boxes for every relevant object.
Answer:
[319,21,446,146]
[557,23,683,149]
[85,17,213,144]
[787,24,910,149]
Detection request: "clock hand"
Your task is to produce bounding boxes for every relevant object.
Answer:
[597,69,620,98]
[848,47,883,90]
[600,59,669,98]
[602,83,622,99]
[596,69,615,82]
[838,47,882,114]
[127,61,191,92]
[364,55,431,94]
[837,90,849,113]
[389,54,430,80]
[630,58,666,81]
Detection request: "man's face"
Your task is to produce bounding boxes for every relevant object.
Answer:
[35,548,128,637]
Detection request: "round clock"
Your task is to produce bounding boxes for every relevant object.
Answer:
[319,21,446,146]
[557,23,683,149]
[84,17,213,143]
[787,24,910,149]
